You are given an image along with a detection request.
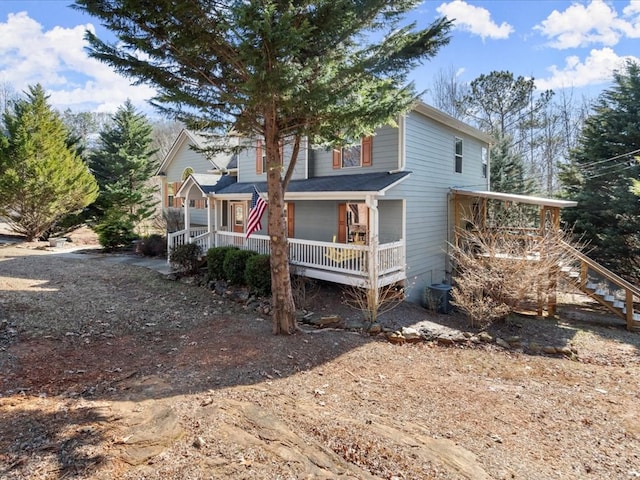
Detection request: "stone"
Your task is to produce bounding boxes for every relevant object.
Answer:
[387,332,405,344]
[318,315,341,326]
[542,346,557,354]
[496,338,510,349]
[477,331,493,343]
[556,346,574,356]
[506,336,522,345]
[401,327,422,342]
[528,342,542,353]
[437,336,455,346]
[368,323,382,334]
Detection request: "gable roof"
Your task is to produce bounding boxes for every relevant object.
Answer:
[156,129,238,176]
[176,173,237,197]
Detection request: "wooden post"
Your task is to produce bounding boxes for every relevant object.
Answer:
[547,207,560,317]
[626,290,634,330]
[367,195,379,311]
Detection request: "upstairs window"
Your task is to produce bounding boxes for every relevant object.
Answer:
[256,139,283,174]
[333,136,372,169]
[481,147,488,178]
[454,137,463,173]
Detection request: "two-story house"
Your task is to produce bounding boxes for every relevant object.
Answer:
[156,101,493,304]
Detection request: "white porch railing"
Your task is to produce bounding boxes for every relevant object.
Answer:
[167,228,405,285]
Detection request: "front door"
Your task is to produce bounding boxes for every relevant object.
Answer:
[231,202,245,233]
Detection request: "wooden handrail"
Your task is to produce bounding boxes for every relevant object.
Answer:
[559,240,640,299]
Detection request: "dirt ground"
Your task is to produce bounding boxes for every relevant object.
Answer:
[1,231,639,479]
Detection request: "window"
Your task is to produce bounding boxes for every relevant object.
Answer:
[182,167,194,181]
[256,139,283,174]
[167,183,175,208]
[481,147,488,178]
[333,136,372,169]
[454,137,463,173]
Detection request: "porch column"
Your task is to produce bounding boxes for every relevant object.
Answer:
[207,196,214,249]
[366,195,379,307]
[183,185,191,241]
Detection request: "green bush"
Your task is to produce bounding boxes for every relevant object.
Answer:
[137,234,167,257]
[245,254,271,296]
[206,246,239,280]
[170,243,202,274]
[94,212,137,251]
[223,249,258,285]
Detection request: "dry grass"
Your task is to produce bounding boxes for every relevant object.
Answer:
[1,241,639,479]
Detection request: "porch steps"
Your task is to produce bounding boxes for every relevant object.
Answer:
[557,242,640,331]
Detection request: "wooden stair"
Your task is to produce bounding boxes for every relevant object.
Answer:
[557,241,640,331]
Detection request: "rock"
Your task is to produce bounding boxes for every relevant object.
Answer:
[401,327,421,342]
[318,315,341,326]
[556,346,574,356]
[506,336,522,345]
[528,342,542,353]
[477,331,493,343]
[193,436,206,449]
[387,332,405,344]
[542,346,557,354]
[462,331,474,338]
[368,323,382,334]
[437,336,455,346]
[496,338,510,349]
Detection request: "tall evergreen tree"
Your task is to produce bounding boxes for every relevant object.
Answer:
[90,100,158,225]
[490,134,535,195]
[0,84,98,240]
[560,60,640,280]
[75,0,452,334]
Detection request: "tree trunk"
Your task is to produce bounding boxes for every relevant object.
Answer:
[264,120,297,335]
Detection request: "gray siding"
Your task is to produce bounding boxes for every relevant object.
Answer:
[310,125,399,177]
[237,137,308,184]
[166,139,214,226]
[165,139,213,182]
[386,110,489,303]
[292,201,340,242]
[378,200,403,243]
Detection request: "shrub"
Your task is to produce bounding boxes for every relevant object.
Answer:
[137,234,167,257]
[206,246,239,280]
[94,212,137,251]
[245,254,271,296]
[170,243,202,274]
[223,249,258,285]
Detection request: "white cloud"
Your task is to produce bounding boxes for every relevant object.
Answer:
[535,0,640,49]
[0,11,155,112]
[436,0,513,40]
[535,47,637,90]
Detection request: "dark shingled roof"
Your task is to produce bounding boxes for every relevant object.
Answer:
[200,174,237,194]
[216,171,411,195]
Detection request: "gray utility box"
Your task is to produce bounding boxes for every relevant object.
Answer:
[425,283,453,314]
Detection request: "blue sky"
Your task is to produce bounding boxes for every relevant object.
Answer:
[0,0,639,113]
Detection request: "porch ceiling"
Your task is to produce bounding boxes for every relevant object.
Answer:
[451,188,577,209]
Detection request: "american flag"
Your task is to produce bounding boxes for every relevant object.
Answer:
[246,186,267,239]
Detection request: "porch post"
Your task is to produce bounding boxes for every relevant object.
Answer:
[366,195,379,308]
[183,185,191,241]
[207,195,214,250]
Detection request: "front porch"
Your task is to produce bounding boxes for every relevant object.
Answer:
[168,228,405,288]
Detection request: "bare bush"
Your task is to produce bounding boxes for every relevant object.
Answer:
[450,220,579,328]
[343,282,405,325]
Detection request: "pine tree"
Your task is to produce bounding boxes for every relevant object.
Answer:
[560,60,640,280]
[0,84,98,240]
[90,100,158,226]
[75,0,452,334]
[489,134,536,195]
